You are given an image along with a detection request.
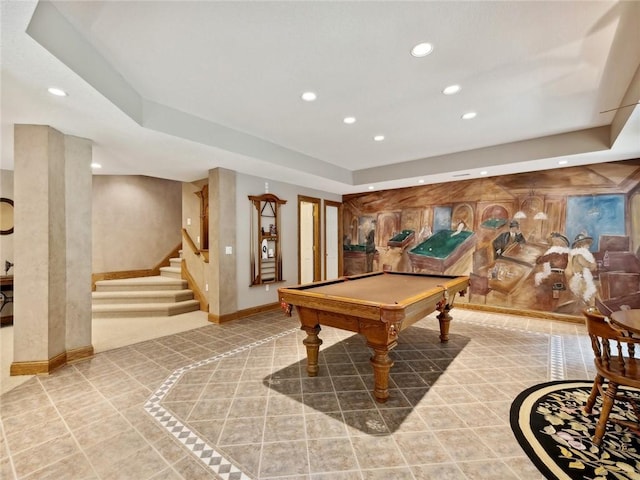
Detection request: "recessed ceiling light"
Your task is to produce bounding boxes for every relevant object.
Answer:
[368,186,375,190]
[91,162,102,169]
[343,117,356,124]
[418,179,425,184]
[558,160,568,165]
[411,42,433,57]
[461,112,477,120]
[480,170,488,175]
[47,87,67,97]
[301,91,317,102]
[373,135,385,142]
[443,85,461,95]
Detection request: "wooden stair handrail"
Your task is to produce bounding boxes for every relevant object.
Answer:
[182,228,201,256]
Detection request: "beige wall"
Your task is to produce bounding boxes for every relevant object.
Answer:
[92,175,181,272]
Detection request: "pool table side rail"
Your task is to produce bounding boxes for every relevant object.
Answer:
[278,274,469,324]
[278,288,407,322]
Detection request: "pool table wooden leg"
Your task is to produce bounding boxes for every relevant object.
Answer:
[437,306,452,342]
[369,346,394,403]
[302,325,323,377]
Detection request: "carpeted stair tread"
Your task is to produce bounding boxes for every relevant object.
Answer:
[159,266,182,279]
[92,299,201,318]
[92,273,201,318]
[92,289,194,304]
[95,276,187,292]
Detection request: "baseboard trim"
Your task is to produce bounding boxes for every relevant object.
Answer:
[10,350,67,376]
[459,302,583,324]
[208,302,281,324]
[92,269,153,291]
[10,344,95,376]
[67,345,94,363]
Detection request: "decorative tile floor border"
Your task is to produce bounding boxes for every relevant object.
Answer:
[549,335,566,380]
[145,319,566,479]
[144,328,299,480]
[458,319,566,382]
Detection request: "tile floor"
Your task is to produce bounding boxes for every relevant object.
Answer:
[0,307,594,480]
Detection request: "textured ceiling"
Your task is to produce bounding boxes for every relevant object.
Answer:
[1,1,639,194]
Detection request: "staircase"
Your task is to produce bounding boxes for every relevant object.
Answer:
[92,258,201,318]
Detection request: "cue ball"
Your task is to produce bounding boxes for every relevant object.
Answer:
[428,247,432,251]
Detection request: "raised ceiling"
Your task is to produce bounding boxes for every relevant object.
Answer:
[1,1,639,194]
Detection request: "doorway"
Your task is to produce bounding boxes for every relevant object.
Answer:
[324,200,342,280]
[298,196,320,284]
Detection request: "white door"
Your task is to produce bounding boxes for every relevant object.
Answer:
[325,204,339,279]
[300,201,315,284]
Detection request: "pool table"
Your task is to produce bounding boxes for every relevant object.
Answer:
[278,271,469,402]
[408,229,476,273]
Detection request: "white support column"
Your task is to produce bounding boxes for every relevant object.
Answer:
[64,134,93,361]
[208,167,237,322]
[11,125,93,375]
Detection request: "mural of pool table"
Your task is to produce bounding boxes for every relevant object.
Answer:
[408,229,476,273]
[387,229,415,248]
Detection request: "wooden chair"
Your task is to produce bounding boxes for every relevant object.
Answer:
[583,307,640,446]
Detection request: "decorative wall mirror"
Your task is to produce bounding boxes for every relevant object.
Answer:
[249,193,286,285]
[0,198,14,235]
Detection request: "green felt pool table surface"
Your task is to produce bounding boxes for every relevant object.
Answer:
[410,229,473,258]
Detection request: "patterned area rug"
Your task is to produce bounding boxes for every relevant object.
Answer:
[510,380,640,480]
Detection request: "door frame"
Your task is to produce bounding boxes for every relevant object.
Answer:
[298,195,321,283]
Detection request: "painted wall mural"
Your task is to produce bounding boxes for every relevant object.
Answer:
[342,160,640,318]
